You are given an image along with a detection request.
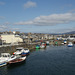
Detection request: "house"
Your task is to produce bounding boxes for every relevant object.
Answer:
[0,34,23,44]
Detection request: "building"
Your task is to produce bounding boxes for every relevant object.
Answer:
[0,34,23,44]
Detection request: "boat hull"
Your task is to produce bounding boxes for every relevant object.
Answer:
[0,62,6,67]
[21,52,30,56]
[40,45,45,49]
[68,45,73,47]
[7,57,26,65]
[35,46,40,49]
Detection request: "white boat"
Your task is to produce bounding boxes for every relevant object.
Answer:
[0,53,11,67]
[61,43,64,45]
[68,42,73,47]
[40,45,45,48]
[64,40,67,44]
[23,48,30,54]
[0,53,18,67]
[46,41,49,45]
[7,56,26,65]
[13,47,30,56]
[13,47,25,55]
[7,55,17,62]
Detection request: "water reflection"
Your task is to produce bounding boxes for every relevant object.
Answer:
[7,60,26,69]
[0,66,8,75]
[35,49,40,51]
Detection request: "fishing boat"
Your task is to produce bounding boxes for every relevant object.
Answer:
[46,41,49,45]
[7,55,18,62]
[68,42,73,47]
[55,41,58,45]
[13,47,24,55]
[35,45,40,49]
[7,56,26,65]
[42,42,46,46]
[13,47,29,56]
[0,53,11,67]
[64,40,67,44]
[40,44,45,48]
[21,48,30,56]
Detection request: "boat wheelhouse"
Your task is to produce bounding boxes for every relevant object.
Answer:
[0,53,11,67]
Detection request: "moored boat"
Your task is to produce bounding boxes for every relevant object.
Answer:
[35,45,40,49]
[13,47,24,55]
[46,41,49,45]
[7,55,17,62]
[64,40,67,44]
[13,47,29,56]
[40,44,45,48]
[41,42,46,46]
[7,56,26,65]
[68,42,73,47]
[21,48,30,56]
[0,53,11,67]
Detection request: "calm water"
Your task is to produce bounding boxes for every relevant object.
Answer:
[0,45,75,75]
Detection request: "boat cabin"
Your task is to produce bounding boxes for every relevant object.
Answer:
[24,48,29,51]
[1,53,10,57]
[16,47,24,51]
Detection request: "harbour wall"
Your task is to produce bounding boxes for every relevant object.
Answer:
[0,40,74,55]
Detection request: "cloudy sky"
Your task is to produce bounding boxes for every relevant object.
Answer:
[0,0,75,33]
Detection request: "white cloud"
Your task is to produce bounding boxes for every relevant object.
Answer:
[69,9,75,13]
[0,25,20,31]
[0,25,7,28]
[4,22,10,25]
[0,16,5,19]
[24,1,36,9]
[0,25,8,31]
[53,27,75,33]
[14,13,75,25]
[0,2,5,5]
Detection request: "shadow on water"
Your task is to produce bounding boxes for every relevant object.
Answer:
[7,60,26,69]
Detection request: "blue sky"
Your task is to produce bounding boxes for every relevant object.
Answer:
[0,0,75,33]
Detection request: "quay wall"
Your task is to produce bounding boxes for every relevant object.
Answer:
[0,40,74,55]
[0,43,36,55]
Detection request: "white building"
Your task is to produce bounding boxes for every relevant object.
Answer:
[0,34,23,44]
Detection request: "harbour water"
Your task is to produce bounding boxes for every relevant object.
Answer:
[0,45,75,75]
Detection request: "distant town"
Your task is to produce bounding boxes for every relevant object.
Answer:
[0,31,75,46]
[0,31,75,67]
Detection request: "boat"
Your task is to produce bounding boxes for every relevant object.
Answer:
[0,53,11,67]
[61,42,65,45]
[7,56,26,65]
[40,44,45,48]
[64,40,67,44]
[55,41,58,45]
[41,42,46,46]
[21,48,30,56]
[46,41,49,45]
[13,47,30,56]
[35,45,40,49]
[13,47,24,55]
[68,42,73,47]
[7,55,18,62]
